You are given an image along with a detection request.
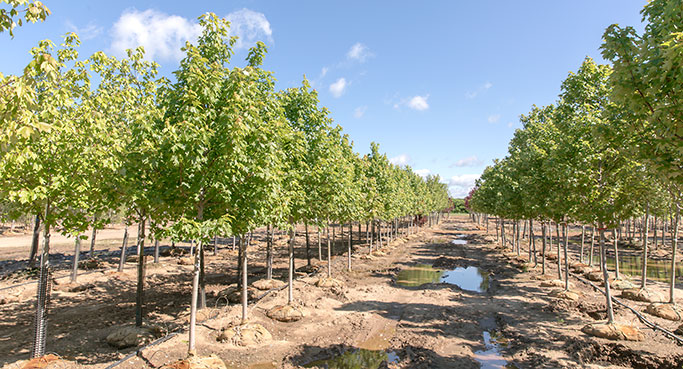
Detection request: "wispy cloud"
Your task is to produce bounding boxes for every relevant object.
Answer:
[110,8,272,61]
[329,77,347,98]
[66,20,103,40]
[448,174,480,198]
[465,81,492,99]
[450,155,484,168]
[347,42,372,62]
[353,106,367,118]
[487,114,501,123]
[225,9,273,49]
[389,154,411,166]
[393,94,430,111]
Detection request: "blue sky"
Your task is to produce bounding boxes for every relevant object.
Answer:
[1,1,646,197]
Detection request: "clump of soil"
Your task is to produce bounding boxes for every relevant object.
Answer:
[161,355,227,369]
[620,288,664,303]
[217,323,272,346]
[252,279,286,290]
[266,304,304,322]
[581,323,644,341]
[645,303,683,321]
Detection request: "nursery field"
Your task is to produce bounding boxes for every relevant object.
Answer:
[2,216,682,368]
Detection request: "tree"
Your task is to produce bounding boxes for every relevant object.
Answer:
[0,33,116,358]
[0,0,50,37]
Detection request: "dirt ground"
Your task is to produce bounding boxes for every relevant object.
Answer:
[1,215,683,368]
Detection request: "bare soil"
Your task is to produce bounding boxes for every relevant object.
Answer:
[1,216,682,369]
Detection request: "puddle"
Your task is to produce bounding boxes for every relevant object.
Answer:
[584,254,683,282]
[451,239,468,245]
[475,317,517,369]
[441,266,489,293]
[397,265,489,292]
[304,349,399,368]
[396,264,442,287]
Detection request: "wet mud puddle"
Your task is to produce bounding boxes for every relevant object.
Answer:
[475,317,517,369]
[303,349,399,369]
[396,264,489,292]
[304,325,399,368]
[451,235,468,245]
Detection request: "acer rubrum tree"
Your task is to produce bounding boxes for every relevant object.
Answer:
[157,14,286,354]
[0,34,120,358]
[602,0,682,310]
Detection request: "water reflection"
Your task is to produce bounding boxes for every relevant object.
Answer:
[584,254,683,282]
[397,265,489,292]
[304,349,398,369]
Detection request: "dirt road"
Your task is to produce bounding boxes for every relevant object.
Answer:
[1,216,682,368]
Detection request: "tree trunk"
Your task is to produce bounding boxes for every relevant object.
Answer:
[347,222,352,272]
[317,228,322,261]
[70,236,81,283]
[327,224,332,278]
[266,225,273,280]
[541,222,546,275]
[589,227,595,267]
[241,237,248,323]
[118,225,129,272]
[188,239,201,356]
[288,224,295,304]
[305,223,311,266]
[31,204,51,359]
[88,215,97,258]
[529,219,536,265]
[198,240,206,309]
[669,206,680,304]
[580,226,585,264]
[555,223,561,280]
[641,202,650,289]
[599,224,615,324]
[213,235,218,256]
[154,239,160,264]
[613,229,620,280]
[28,215,40,267]
[563,222,569,291]
[135,217,147,327]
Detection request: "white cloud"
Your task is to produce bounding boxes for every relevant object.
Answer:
[347,42,372,62]
[329,78,347,98]
[407,95,429,111]
[389,154,411,166]
[450,155,484,168]
[414,169,431,178]
[465,81,492,99]
[225,8,273,50]
[487,114,501,123]
[66,20,103,40]
[110,8,272,61]
[321,67,328,78]
[448,174,480,198]
[111,9,202,61]
[353,106,367,119]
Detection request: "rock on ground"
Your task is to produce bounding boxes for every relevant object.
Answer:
[315,277,343,288]
[252,279,286,291]
[582,323,644,341]
[266,304,304,322]
[549,289,580,301]
[645,303,683,321]
[217,323,272,346]
[620,288,664,303]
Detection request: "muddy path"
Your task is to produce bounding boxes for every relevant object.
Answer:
[2,216,683,368]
